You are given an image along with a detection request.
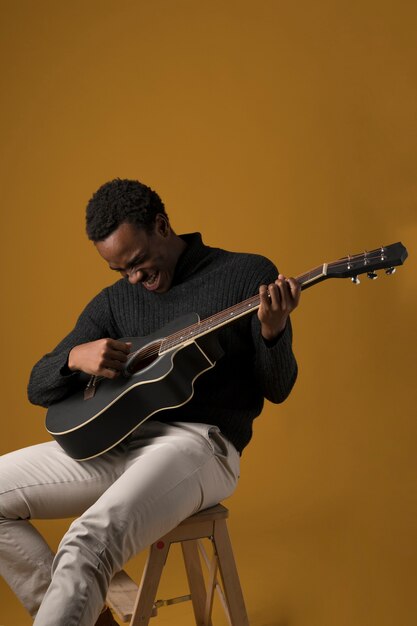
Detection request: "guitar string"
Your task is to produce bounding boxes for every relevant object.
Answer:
[89,248,399,378]
[85,244,397,384]
[160,250,394,350]
[125,249,396,363]
[135,252,396,358]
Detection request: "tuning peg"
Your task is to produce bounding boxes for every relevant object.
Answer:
[351,276,360,284]
[385,267,396,275]
[367,271,378,280]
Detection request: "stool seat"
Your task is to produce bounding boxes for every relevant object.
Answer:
[106,504,249,625]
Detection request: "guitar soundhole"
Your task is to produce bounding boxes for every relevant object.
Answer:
[126,340,163,375]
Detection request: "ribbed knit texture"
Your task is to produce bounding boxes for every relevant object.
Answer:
[28,233,298,453]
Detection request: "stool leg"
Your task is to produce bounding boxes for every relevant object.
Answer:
[182,540,213,626]
[203,547,219,626]
[129,540,170,626]
[212,519,249,626]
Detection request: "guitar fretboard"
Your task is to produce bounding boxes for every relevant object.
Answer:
[159,264,327,353]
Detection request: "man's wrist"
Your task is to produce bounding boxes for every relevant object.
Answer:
[60,359,78,377]
[261,321,287,343]
[64,346,80,374]
[67,348,79,372]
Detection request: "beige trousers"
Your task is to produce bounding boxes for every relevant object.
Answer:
[0,420,240,626]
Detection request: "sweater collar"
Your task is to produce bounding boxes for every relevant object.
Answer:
[172,232,211,285]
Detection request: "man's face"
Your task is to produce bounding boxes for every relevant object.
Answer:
[94,217,180,293]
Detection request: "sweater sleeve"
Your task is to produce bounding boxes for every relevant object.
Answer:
[27,289,115,407]
[251,315,298,403]
[249,255,298,403]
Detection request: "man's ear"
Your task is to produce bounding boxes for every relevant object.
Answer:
[155,214,170,237]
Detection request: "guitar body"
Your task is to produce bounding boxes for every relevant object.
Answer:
[46,314,224,460]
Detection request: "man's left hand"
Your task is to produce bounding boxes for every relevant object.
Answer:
[258,274,301,342]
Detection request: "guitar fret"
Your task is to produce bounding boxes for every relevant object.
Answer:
[160,243,407,354]
[160,298,261,353]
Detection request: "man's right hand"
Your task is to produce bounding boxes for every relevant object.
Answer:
[68,339,132,379]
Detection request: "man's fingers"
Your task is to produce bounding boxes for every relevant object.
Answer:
[94,341,132,375]
[99,367,121,380]
[258,275,301,341]
[259,284,270,303]
[103,340,131,365]
[69,338,133,377]
[275,276,300,309]
[267,281,284,310]
[285,277,301,305]
[107,348,130,363]
[107,339,132,354]
[103,357,126,371]
[259,276,301,313]
[99,353,130,377]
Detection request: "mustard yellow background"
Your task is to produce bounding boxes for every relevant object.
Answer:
[1,1,416,625]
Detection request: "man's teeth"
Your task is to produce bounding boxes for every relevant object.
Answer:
[145,273,157,284]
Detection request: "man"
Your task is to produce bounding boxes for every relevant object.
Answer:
[0,178,300,625]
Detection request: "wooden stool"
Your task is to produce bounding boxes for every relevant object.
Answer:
[106,504,249,626]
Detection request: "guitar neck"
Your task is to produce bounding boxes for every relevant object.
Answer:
[159,240,408,353]
[159,264,327,353]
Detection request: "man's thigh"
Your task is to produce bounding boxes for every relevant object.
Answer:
[58,420,240,566]
[0,421,239,524]
[0,440,127,520]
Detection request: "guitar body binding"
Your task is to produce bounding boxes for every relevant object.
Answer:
[46,313,224,460]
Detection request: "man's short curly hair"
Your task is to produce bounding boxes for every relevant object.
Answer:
[86,178,167,241]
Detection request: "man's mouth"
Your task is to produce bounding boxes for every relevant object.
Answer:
[142,271,161,291]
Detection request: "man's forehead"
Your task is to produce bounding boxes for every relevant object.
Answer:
[95,223,150,264]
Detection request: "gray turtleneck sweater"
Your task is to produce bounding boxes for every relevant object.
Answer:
[28,233,297,453]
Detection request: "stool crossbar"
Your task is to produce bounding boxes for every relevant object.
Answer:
[106,504,249,626]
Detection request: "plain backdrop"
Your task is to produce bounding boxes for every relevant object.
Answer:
[0,2,416,625]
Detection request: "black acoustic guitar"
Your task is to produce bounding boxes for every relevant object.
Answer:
[46,242,408,460]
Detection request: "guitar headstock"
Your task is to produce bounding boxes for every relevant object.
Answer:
[325,242,408,283]
[298,242,408,290]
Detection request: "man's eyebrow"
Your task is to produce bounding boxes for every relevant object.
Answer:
[109,253,145,272]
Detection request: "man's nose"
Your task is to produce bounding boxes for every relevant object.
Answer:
[127,269,145,285]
